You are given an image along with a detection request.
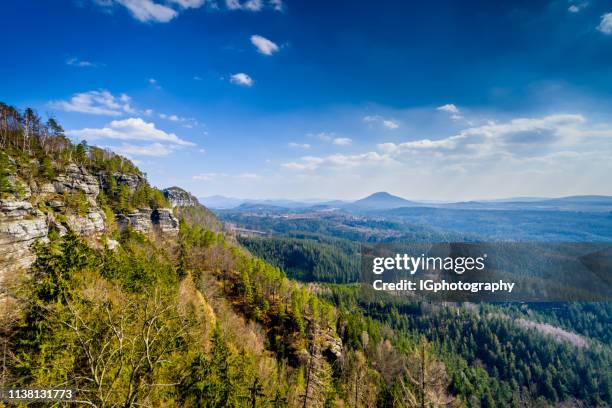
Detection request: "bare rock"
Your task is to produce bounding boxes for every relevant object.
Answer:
[53,163,100,198]
[66,211,106,236]
[163,186,200,208]
[0,200,49,282]
[152,208,179,234]
[117,208,154,233]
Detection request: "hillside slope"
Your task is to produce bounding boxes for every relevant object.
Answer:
[0,104,464,407]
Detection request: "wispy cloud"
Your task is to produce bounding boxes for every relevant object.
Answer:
[378,114,589,157]
[192,171,260,181]
[289,142,311,149]
[112,142,174,156]
[567,3,586,13]
[309,132,335,141]
[168,0,205,9]
[114,0,178,22]
[283,152,396,171]
[269,0,283,11]
[250,35,279,55]
[237,172,260,180]
[436,103,464,120]
[436,103,459,114]
[363,115,399,129]
[67,117,195,146]
[95,0,282,23]
[597,13,612,34]
[50,90,134,116]
[333,137,352,146]
[226,0,262,11]
[66,57,98,67]
[193,172,228,181]
[230,72,253,87]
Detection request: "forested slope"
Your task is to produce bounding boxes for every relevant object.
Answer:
[1,104,468,407]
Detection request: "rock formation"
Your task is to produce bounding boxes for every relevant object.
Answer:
[0,163,179,282]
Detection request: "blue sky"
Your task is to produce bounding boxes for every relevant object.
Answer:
[2,0,612,200]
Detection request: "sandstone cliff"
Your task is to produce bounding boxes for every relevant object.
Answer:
[163,186,222,231]
[0,160,179,287]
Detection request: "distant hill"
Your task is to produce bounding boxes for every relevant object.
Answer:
[441,195,612,213]
[345,191,417,210]
[199,195,246,209]
[201,195,348,210]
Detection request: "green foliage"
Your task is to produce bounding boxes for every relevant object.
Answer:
[31,230,96,303]
[0,151,13,195]
[63,190,90,216]
[239,236,360,283]
[179,325,246,407]
[40,156,56,180]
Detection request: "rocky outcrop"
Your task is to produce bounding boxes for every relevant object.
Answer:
[66,212,106,236]
[0,200,48,286]
[1,162,179,281]
[117,209,153,233]
[99,172,146,192]
[152,208,179,234]
[164,187,222,232]
[53,163,100,201]
[116,208,179,235]
[163,186,199,208]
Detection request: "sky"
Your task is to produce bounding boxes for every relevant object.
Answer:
[2,0,612,201]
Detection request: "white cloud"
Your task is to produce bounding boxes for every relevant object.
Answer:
[193,172,259,181]
[568,4,584,13]
[597,13,612,34]
[67,117,195,146]
[115,0,178,22]
[251,35,279,56]
[377,114,589,157]
[269,0,283,11]
[436,103,460,114]
[66,57,95,67]
[363,115,400,130]
[283,152,396,171]
[193,172,228,181]
[50,90,134,116]
[96,0,280,23]
[230,72,253,87]
[193,75,203,80]
[333,137,352,146]
[237,172,260,180]
[289,142,311,149]
[226,0,262,11]
[382,119,399,129]
[309,132,334,141]
[113,142,174,156]
[275,113,612,200]
[226,0,282,11]
[168,0,205,8]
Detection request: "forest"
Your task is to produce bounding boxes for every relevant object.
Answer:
[1,103,610,407]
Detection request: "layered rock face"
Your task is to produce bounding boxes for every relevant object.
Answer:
[0,163,179,282]
[53,163,100,205]
[163,186,222,232]
[152,208,179,234]
[0,200,48,286]
[163,186,199,208]
[116,208,179,235]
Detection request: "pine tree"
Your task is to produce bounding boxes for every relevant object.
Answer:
[40,156,56,180]
[0,152,12,195]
